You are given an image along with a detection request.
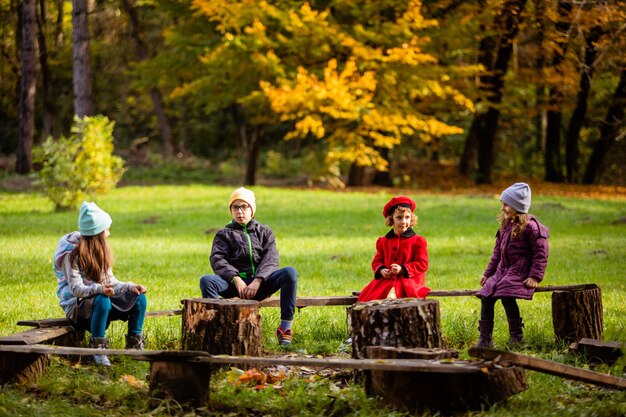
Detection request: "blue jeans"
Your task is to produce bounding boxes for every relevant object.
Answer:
[90,293,147,338]
[199,267,298,321]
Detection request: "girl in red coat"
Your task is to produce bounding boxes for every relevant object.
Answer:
[357,196,430,302]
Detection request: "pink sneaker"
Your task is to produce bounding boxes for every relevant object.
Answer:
[276,327,293,346]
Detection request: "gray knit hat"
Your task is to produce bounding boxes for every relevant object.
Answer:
[500,183,531,213]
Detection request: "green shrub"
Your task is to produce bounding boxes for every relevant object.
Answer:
[34,115,125,210]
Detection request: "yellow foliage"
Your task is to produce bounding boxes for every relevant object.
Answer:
[192,0,474,178]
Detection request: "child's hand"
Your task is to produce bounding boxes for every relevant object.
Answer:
[524,277,540,288]
[233,276,248,298]
[389,264,402,275]
[132,284,147,295]
[479,275,489,287]
[102,284,115,296]
[380,268,392,279]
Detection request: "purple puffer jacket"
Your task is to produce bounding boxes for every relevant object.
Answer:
[476,216,549,300]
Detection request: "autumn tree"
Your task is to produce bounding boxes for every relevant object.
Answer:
[184,0,473,185]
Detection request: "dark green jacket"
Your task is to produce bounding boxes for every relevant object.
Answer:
[210,219,279,282]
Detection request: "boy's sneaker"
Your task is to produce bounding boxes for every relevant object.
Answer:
[276,327,293,346]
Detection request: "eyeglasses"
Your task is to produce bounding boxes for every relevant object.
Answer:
[231,204,250,212]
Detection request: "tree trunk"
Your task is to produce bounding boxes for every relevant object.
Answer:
[544,0,572,183]
[533,0,547,155]
[37,0,54,140]
[71,0,93,117]
[552,285,603,343]
[583,65,626,184]
[150,88,174,157]
[565,27,602,183]
[459,23,491,177]
[181,298,262,356]
[460,0,527,184]
[347,163,367,186]
[121,0,175,157]
[372,147,393,186]
[350,299,443,359]
[54,0,64,46]
[231,104,261,186]
[16,0,37,174]
[245,125,262,186]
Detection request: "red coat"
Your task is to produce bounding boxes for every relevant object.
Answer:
[358,228,429,302]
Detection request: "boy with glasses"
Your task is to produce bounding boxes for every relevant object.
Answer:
[199,187,298,346]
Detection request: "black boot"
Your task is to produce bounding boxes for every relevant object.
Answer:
[125,333,146,350]
[508,318,525,347]
[475,320,494,348]
[89,337,111,366]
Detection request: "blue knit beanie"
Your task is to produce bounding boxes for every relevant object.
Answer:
[78,201,112,236]
[500,183,531,214]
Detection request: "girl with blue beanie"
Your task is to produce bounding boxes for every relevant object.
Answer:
[475,183,549,348]
[54,201,148,366]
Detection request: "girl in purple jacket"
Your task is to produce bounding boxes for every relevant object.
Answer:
[475,183,549,348]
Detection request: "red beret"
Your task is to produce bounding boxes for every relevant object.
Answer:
[382,196,416,217]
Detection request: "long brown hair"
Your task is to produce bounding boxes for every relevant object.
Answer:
[498,212,529,239]
[69,232,114,283]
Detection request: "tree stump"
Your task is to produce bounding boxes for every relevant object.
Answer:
[366,346,527,413]
[149,360,212,407]
[351,298,443,359]
[181,298,262,356]
[552,285,603,343]
[0,352,50,384]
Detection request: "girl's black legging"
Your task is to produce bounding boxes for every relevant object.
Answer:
[480,297,520,321]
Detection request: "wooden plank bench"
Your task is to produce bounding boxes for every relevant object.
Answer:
[7,283,603,346]
[15,283,600,326]
[0,343,525,411]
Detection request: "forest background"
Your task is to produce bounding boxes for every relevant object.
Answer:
[1,0,625,190]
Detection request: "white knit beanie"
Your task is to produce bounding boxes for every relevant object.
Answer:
[228,187,256,216]
[500,183,531,214]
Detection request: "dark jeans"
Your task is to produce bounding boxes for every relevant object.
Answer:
[199,267,298,321]
[480,297,520,321]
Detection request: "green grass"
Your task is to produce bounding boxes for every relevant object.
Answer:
[1,185,625,416]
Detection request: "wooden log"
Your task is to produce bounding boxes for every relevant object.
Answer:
[366,346,527,413]
[365,346,457,360]
[181,298,262,356]
[469,347,626,390]
[350,298,443,359]
[574,338,625,365]
[0,352,50,384]
[552,285,603,343]
[149,360,211,407]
